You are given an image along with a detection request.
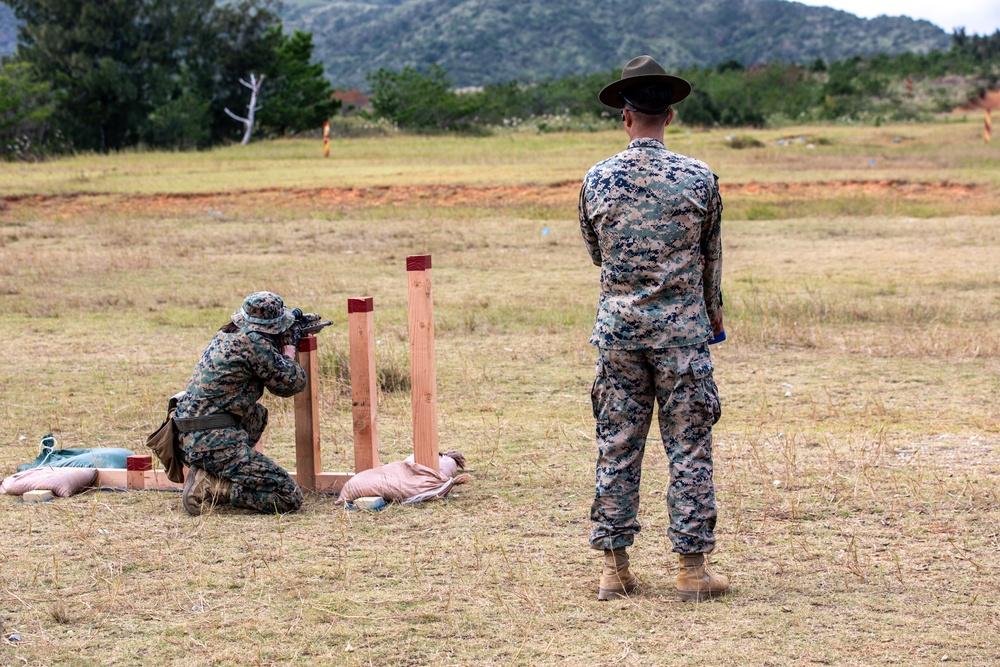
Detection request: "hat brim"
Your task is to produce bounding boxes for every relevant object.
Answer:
[231,307,296,335]
[599,74,692,110]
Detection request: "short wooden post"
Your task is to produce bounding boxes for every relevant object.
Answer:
[348,297,380,472]
[294,334,322,492]
[126,455,152,490]
[406,255,440,472]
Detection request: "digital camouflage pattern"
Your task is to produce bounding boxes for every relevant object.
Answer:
[181,403,304,513]
[589,345,720,554]
[579,137,723,349]
[177,327,307,514]
[231,291,296,335]
[580,137,724,554]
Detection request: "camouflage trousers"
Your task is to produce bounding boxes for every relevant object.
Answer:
[589,344,721,554]
[179,402,304,514]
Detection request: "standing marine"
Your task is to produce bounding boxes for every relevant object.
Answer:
[579,55,730,601]
[175,291,306,516]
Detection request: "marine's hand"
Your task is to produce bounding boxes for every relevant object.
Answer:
[711,312,725,337]
[283,344,297,359]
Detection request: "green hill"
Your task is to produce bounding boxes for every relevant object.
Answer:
[0,0,951,90]
[279,0,951,89]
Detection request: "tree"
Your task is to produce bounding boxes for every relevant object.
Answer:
[7,0,210,151]
[224,73,265,144]
[368,65,481,132]
[0,61,55,158]
[6,0,328,150]
[259,30,340,136]
[186,0,284,145]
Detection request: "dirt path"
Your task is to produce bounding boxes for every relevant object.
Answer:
[0,180,989,219]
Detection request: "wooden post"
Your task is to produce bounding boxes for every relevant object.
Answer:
[348,297,380,472]
[294,334,321,492]
[986,108,992,144]
[406,255,440,472]
[323,121,331,157]
[126,455,152,490]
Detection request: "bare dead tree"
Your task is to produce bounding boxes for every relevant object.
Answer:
[224,73,265,145]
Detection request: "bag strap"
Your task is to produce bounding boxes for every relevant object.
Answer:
[167,390,187,413]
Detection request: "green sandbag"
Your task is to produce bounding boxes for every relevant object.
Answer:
[16,434,134,472]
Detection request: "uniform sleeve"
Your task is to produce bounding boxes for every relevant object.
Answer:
[579,179,602,267]
[246,333,307,397]
[701,174,724,323]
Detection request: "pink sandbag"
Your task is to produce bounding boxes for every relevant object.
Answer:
[337,460,469,504]
[0,466,98,498]
[404,450,466,479]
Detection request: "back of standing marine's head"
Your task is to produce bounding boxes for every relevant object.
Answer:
[598,54,692,116]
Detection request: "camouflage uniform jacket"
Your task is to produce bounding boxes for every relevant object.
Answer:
[175,330,307,421]
[579,137,723,349]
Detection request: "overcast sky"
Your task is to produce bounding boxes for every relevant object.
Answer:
[795,1,1000,35]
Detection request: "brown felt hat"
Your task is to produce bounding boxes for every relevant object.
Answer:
[598,55,692,110]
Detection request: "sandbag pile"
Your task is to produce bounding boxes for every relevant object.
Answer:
[2,434,133,500]
[17,434,133,472]
[337,450,470,505]
[1,467,98,498]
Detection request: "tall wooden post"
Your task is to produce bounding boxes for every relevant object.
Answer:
[986,109,992,144]
[294,334,321,491]
[323,121,331,157]
[348,297,380,472]
[406,255,440,472]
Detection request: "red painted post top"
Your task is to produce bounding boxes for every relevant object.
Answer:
[347,297,374,313]
[298,334,318,352]
[126,455,153,471]
[406,254,432,271]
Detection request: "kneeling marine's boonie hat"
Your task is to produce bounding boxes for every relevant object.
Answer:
[231,291,296,334]
[599,54,692,111]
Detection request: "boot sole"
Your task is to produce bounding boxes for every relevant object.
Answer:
[598,584,637,601]
[676,588,728,602]
[181,470,202,516]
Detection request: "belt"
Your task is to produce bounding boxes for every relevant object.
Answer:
[173,413,240,433]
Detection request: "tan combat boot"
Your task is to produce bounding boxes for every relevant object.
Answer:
[676,553,730,602]
[598,548,638,601]
[182,468,233,516]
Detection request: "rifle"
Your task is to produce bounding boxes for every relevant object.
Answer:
[287,308,333,346]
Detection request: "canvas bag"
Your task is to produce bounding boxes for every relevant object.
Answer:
[145,391,187,484]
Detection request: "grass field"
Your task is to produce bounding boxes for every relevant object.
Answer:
[0,121,998,666]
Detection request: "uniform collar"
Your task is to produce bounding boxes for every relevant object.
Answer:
[628,137,666,150]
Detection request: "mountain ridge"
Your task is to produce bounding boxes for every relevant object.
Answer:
[279,0,951,89]
[0,0,951,91]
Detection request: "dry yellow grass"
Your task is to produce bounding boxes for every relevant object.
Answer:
[0,123,997,666]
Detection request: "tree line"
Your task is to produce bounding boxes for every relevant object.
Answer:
[1,3,997,160]
[1,0,338,158]
[368,30,1000,133]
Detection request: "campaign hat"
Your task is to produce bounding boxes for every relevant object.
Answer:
[599,55,692,110]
